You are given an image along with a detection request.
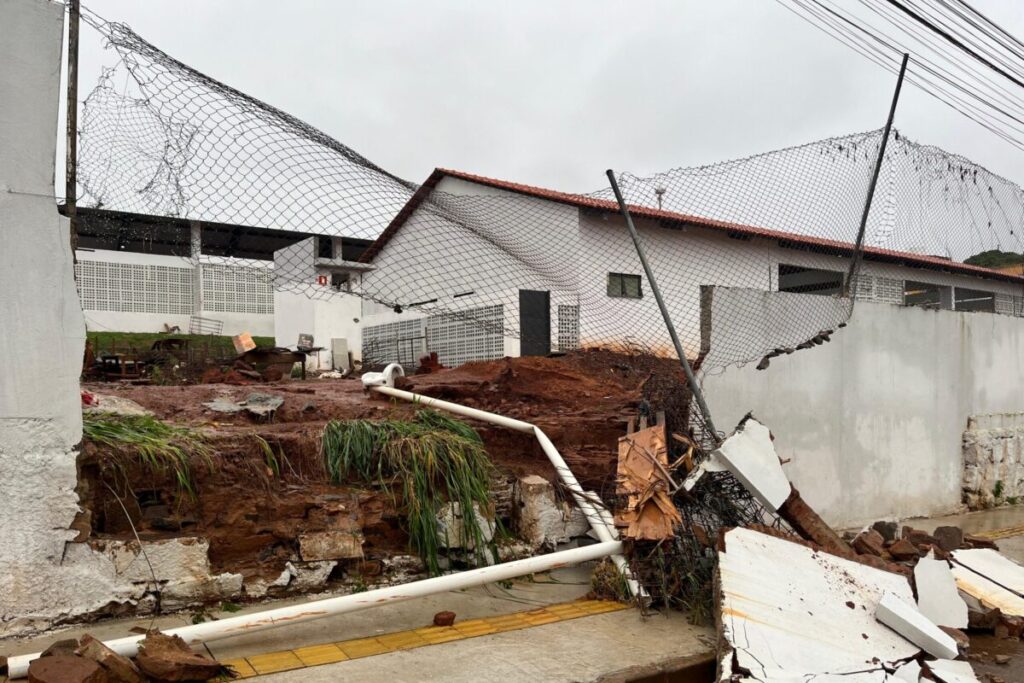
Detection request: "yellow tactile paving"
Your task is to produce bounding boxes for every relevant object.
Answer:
[245,650,304,675]
[216,599,628,679]
[222,658,258,677]
[973,524,1024,540]
[336,637,391,659]
[293,643,349,666]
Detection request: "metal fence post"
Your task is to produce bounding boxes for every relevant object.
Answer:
[605,170,721,444]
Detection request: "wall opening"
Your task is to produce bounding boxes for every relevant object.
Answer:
[777,264,844,296]
[954,287,995,312]
[904,280,951,309]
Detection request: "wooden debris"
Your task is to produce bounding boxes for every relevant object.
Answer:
[614,423,682,541]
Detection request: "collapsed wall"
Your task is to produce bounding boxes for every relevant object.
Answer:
[701,287,1024,528]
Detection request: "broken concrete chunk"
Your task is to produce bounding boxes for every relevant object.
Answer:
[38,640,80,659]
[299,530,364,561]
[888,538,920,561]
[514,475,589,549]
[933,526,965,552]
[924,658,981,683]
[872,520,899,543]
[433,611,456,626]
[892,659,921,682]
[202,392,284,418]
[875,591,959,660]
[436,501,495,550]
[707,417,791,510]
[75,634,143,683]
[915,553,968,629]
[83,394,153,417]
[26,655,104,683]
[853,529,886,557]
[135,632,224,681]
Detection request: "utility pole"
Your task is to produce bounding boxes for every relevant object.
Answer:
[843,53,910,296]
[66,0,80,258]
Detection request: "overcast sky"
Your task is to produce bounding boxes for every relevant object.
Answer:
[70,0,1024,194]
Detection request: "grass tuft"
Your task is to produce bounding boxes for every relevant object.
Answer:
[83,413,212,501]
[321,409,495,575]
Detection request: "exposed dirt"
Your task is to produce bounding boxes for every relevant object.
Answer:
[78,350,686,592]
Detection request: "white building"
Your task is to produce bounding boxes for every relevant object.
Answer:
[353,168,1024,368]
[71,207,371,339]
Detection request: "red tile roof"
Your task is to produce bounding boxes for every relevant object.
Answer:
[360,168,1024,286]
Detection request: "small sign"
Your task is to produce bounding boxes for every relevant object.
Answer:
[232,332,256,355]
[317,275,328,286]
[297,333,314,351]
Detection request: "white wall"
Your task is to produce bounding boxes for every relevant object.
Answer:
[0,0,109,635]
[701,289,1024,528]
[274,288,362,368]
[76,248,275,336]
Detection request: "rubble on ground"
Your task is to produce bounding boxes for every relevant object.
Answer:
[19,630,224,683]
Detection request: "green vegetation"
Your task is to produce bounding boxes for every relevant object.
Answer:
[83,413,212,501]
[86,331,275,355]
[994,479,1005,499]
[964,249,1024,270]
[321,410,496,575]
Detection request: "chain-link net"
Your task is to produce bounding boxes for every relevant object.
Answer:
[73,11,1024,612]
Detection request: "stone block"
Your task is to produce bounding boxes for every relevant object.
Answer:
[299,531,364,561]
[436,502,495,550]
[514,475,589,549]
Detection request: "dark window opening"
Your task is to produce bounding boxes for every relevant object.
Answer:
[904,281,950,309]
[955,287,995,312]
[778,264,844,296]
[317,236,334,259]
[330,272,349,292]
[607,273,642,299]
[453,290,475,299]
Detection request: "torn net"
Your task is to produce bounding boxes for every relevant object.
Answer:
[72,11,1024,614]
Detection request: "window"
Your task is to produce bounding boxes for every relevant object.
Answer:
[607,273,642,299]
[330,272,349,292]
[317,236,334,259]
[903,281,951,309]
[955,287,995,312]
[778,264,844,296]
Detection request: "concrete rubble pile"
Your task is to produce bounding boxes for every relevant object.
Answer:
[13,632,225,683]
[649,414,1024,682]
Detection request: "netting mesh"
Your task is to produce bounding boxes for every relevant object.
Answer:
[72,11,1024,610]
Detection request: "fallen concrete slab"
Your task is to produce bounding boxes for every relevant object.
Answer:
[683,417,790,511]
[915,552,968,628]
[875,591,959,660]
[950,548,1024,617]
[925,658,981,683]
[717,528,920,680]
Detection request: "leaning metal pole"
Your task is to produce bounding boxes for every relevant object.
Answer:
[66,0,80,256]
[605,169,720,444]
[843,53,909,296]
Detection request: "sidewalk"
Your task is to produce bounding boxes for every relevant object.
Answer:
[2,565,716,682]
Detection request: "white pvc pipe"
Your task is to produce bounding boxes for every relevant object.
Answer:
[372,385,640,597]
[7,541,623,678]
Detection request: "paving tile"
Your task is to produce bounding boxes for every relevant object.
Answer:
[246,650,304,675]
[294,643,349,666]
